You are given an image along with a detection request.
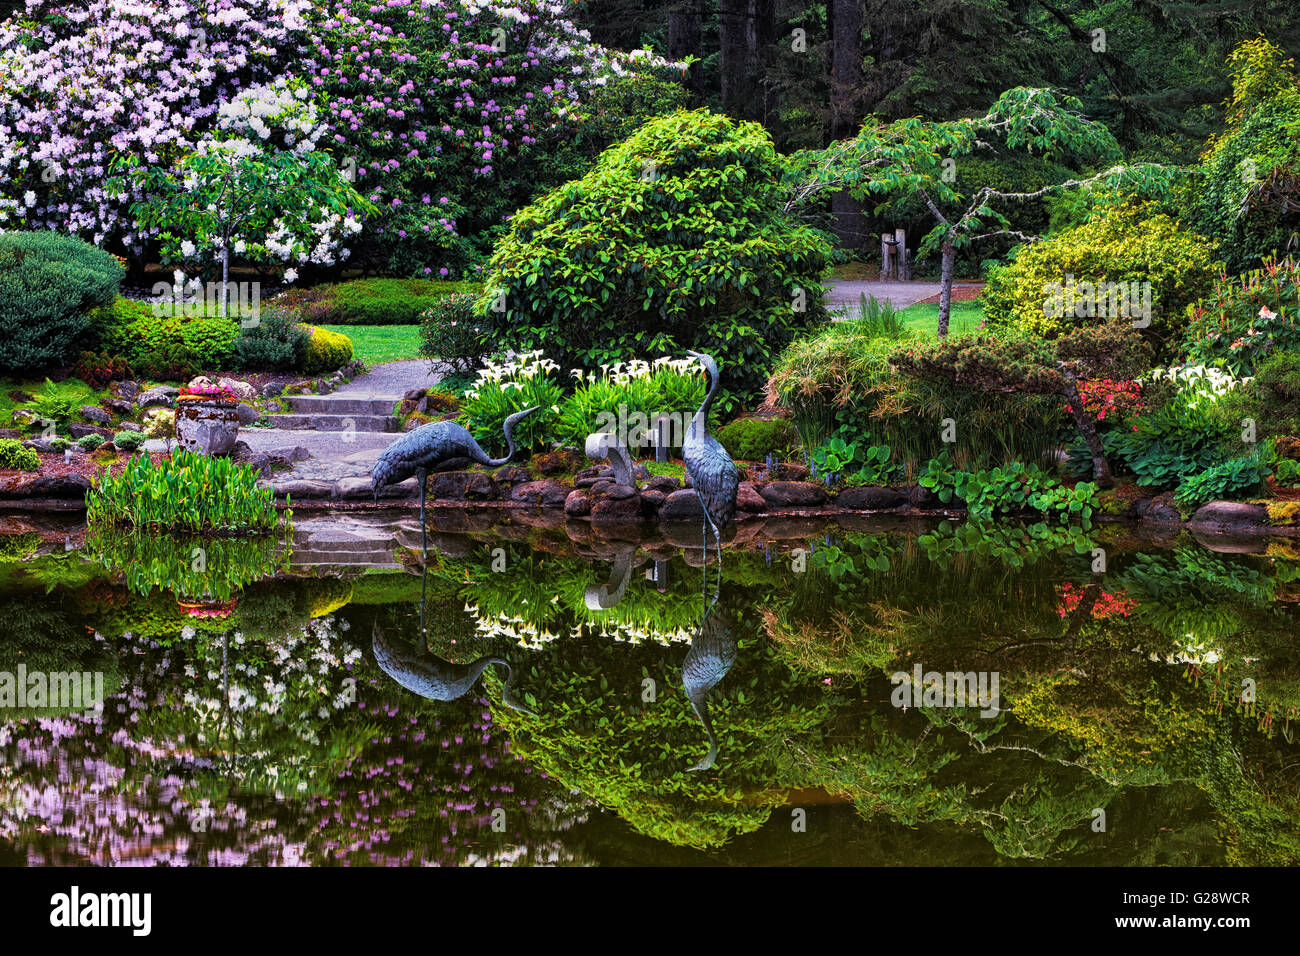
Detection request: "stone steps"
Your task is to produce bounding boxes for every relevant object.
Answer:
[281,394,400,416]
[265,413,400,432]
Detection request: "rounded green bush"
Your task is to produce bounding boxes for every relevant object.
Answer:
[302,325,354,373]
[231,308,310,372]
[89,297,237,373]
[716,417,797,461]
[0,231,123,374]
[76,434,107,452]
[982,205,1218,351]
[0,438,41,471]
[480,108,833,414]
[112,431,146,452]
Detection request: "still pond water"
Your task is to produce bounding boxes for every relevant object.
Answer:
[1,514,1298,866]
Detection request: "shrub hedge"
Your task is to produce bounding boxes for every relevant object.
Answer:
[276,278,481,325]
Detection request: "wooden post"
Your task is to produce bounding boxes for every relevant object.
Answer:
[895,229,907,280]
[880,233,893,279]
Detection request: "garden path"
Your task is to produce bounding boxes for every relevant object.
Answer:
[825,279,983,316]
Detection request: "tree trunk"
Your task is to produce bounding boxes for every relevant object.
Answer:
[937,238,955,337]
[667,1,703,93]
[221,243,230,322]
[719,0,772,123]
[1060,373,1114,488]
[827,0,865,250]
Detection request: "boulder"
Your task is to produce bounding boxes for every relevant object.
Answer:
[736,481,767,512]
[575,465,615,488]
[1189,501,1269,529]
[591,493,643,520]
[659,488,704,520]
[218,377,258,402]
[429,471,500,501]
[639,488,668,513]
[510,480,571,508]
[0,473,92,499]
[111,380,140,402]
[261,382,284,398]
[403,387,427,401]
[11,409,38,429]
[1129,495,1181,524]
[644,475,680,493]
[589,479,614,496]
[494,465,531,486]
[103,399,133,416]
[334,475,416,500]
[136,387,176,409]
[234,403,260,425]
[270,479,333,499]
[836,486,907,510]
[245,454,272,479]
[564,490,592,517]
[759,480,827,508]
[119,422,143,433]
[69,424,111,439]
[78,405,112,424]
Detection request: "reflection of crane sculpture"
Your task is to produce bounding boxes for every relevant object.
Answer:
[681,351,739,603]
[372,407,539,553]
[682,609,738,772]
[372,620,536,715]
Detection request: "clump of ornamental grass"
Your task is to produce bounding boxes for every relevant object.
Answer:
[85,450,285,535]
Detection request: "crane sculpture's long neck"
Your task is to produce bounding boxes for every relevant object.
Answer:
[467,409,527,468]
[692,359,721,434]
[688,697,719,772]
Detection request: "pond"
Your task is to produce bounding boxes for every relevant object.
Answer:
[1,512,1298,867]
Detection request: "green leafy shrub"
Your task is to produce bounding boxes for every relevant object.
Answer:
[276,278,481,325]
[112,431,146,452]
[1176,452,1273,507]
[419,293,490,373]
[0,231,123,373]
[1211,348,1300,439]
[0,438,40,471]
[459,352,562,456]
[86,450,281,534]
[918,453,1098,525]
[1184,38,1300,272]
[480,109,833,415]
[770,322,1067,470]
[982,205,1218,349]
[716,417,797,462]
[76,434,106,452]
[231,309,310,372]
[89,296,236,374]
[1182,259,1300,376]
[556,357,704,451]
[302,325,353,374]
[0,532,40,561]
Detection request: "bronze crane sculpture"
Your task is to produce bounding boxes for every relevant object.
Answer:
[681,607,738,772]
[681,351,739,604]
[372,406,538,554]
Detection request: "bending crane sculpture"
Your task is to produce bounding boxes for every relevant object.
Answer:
[682,608,738,772]
[372,407,539,553]
[681,351,739,603]
[372,619,536,715]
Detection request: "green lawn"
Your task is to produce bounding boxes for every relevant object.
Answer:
[321,325,424,365]
[897,300,986,337]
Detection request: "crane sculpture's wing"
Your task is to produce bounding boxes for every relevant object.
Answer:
[371,620,488,702]
[682,610,739,772]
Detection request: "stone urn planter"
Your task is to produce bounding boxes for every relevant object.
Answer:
[178,596,238,619]
[175,392,241,456]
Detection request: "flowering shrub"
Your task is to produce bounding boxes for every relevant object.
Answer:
[556,357,703,449]
[419,293,490,372]
[1182,256,1300,376]
[0,1,316,247]
[315,0,686,275]
[1149,364,1250,410]
[180,383,239,402]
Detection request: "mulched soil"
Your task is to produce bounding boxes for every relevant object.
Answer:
[3,450,173,485]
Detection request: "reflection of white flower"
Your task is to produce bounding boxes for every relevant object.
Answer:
[180,240,196,257]
[283,268,299,284]
[22,190,35,207]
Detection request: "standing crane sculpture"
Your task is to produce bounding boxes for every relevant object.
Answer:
[681,607,738,772]
[681,350,739,605]
[372,406,539,555]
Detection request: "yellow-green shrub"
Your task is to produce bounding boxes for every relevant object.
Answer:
[89,297,238,372]
[301,325,354,373]
[982,205,1218,349]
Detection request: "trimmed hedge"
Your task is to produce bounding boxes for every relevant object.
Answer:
[302,325,354,373]
[276,278,482,325]
[0,231,123,374]
[90,297,237,376]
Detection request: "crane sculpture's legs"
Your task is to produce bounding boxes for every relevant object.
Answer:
[700,511,708,609]
[416,467,428,560]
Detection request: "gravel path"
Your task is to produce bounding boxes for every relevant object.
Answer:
[334,358,444,397]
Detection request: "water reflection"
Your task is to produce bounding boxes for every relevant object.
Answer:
[681,604,738,772]
[0,520,1298,865]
